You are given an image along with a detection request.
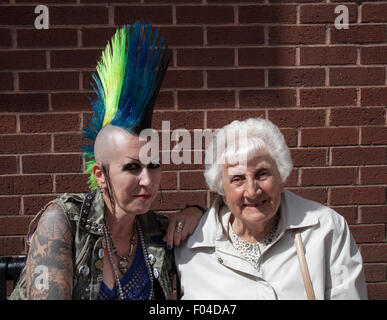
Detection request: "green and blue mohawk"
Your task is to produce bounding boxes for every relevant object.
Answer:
[82,21,171,190]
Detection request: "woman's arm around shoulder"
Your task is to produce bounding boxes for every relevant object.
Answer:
[25,203,73,300]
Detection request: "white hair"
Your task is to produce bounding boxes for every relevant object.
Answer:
[204,118,293,195]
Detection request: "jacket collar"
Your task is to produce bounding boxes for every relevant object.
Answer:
[187,190,319,249]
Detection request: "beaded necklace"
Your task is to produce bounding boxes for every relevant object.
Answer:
[102,218,154,300]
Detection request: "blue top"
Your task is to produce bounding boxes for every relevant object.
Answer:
[97,240,151,300]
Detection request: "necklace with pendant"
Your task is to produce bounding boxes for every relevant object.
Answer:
[103,220,136,274]
[102,217,154,300]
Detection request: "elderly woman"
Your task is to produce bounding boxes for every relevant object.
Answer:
[175,118,367,300]
[9,22,202,300]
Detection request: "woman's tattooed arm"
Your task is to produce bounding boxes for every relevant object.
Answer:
[25,204,73,299]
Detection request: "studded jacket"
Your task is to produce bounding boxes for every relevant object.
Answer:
[9,189,175,300]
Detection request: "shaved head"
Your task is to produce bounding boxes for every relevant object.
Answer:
[94,125,136,166]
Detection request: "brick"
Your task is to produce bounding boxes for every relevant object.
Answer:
[301,127,358,147]
[0,93,49,112]
[50,6,108,25]
[362,88,387,106]
[0,115,16,134]
[0,216,33,235]
[177,48,234,67]
[207,26,264,46]
[0,197,20,216]
[330,186,385,205]
[176,5,233,24]
[269,26,325,44]
[284,169,298,187]
[207,110,265,129]
[331,206,357,225]
[239,47,295,66]
[239,5,296,23]
[20,113,80,133]
[301,167,357,186]
[17,28,78,48]
[0,156,17,175]
[300,4,357,23]
[180,171,207,190]
[363,264,386,282]
[240,89,296,108]
[330,107,385,126]
[287,187,327,205]
[300,46,357,65]
[152,111,204,130]
[360,244,387,263]
[0,237,24,256]
[330,67,385,86]
[81,27,116,47]
[300,88,357,107]
[155,91,174,110]
[151,191,206,211]
[160,172,177,191]
[367,283,387,300]
[362,3,387,23]
[160,26,203,47]
[291,148,328,167]
[0,28,12,48]
[82,0,138,2]
[0,175,53,195]
[361,46,387,65]
[54,133,85,153]
[22,154,82,174]
[0,51,46,70]
[270,0,328,2]
[331,25,387,44]
[178,90,234,109]
[281,128,298,147]
[360,166,387,185]
[350,224,386,243]
[361,127,387,145]
[52,92,90,111]
[331,147,387,166]
[0,6,37,26]
[51,49,100,69]
[268,109,326,128]
[269,68,325,87]
[19,72,79,91]
[208,69,264,88]
[0,72,13,91]
[0,134,51,154]
[208,0,263,2]
[163,70,203,89]
[23,195,57,215]
[144,0,201,2]
[359,206,387,224]
[115,6,172,25]
[55,173,89,193]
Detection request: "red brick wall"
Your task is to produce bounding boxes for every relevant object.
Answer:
[0,0,386,299]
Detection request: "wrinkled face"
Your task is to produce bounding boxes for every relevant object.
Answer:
[104,133,161,216]
[222,153,283,227]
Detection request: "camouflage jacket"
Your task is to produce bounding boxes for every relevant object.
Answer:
[9,189,175,300]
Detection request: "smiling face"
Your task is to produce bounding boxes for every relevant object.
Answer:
[222,153,283,232]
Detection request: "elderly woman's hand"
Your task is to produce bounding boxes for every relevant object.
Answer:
[163,206,204,249]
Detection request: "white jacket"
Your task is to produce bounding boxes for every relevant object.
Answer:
[175,190,367,300]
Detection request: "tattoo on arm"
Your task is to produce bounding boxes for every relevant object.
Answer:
[26,204,73,300]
